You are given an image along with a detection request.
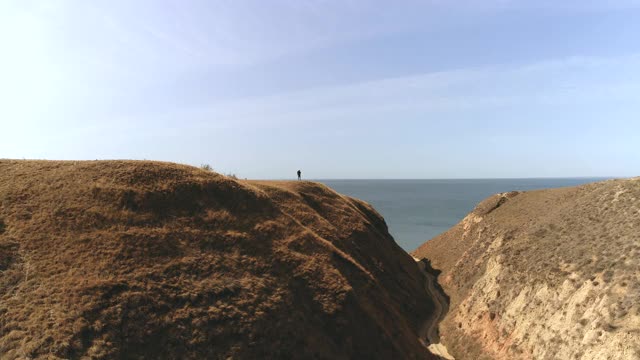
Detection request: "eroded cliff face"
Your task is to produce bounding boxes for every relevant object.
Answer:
[0,160,438,359]
[413,178,640,360]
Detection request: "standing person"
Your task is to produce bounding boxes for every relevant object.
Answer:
[297,170,302,180]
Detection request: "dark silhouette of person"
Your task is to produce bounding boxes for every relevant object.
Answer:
[297,170,302,180]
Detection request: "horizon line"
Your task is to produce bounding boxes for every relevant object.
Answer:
[260,176,624,181]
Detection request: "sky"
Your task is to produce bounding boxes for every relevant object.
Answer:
[1,0,639,179]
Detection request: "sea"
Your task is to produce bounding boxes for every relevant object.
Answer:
[318,178,608,252]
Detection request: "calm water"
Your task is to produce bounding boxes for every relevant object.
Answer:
[318,178,607,251]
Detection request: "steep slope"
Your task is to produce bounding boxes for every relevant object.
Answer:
[0,160,438,359]
[413,178,640,360]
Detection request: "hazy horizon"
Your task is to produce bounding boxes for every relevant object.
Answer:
[319,177,607,250]
[302,176,616,180]
[2,1,639,179]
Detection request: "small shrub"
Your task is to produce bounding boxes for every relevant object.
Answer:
[201,164,213,171]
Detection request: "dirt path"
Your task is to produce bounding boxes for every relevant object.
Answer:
[414,257,455,360]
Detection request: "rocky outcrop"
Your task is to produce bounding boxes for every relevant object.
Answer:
[413,178,640,360]
[0,160,438,359]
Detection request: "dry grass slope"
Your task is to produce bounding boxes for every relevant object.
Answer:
[0,160,437,360]
[413,178,640,360]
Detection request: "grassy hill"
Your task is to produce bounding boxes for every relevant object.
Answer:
[414,178,640,359]
[0,160,437,359]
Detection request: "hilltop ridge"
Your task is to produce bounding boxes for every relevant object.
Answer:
[0,160,438,359]
[414,177,640,359]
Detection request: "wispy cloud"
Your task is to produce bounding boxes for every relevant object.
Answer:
[2,1,639,177]
[152,53,640,128]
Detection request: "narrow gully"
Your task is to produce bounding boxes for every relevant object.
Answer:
[414,257,455,360]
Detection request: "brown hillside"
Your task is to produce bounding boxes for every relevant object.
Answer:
[413,178,640,360]
[0,160,437,359]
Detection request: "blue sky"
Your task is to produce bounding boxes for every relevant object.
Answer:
[1,0,639,178]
